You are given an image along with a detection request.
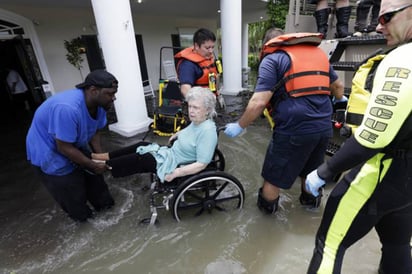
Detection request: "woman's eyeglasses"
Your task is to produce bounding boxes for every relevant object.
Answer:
[378,4,412,25]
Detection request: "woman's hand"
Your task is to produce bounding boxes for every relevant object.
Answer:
[165,168,181,182]
[164,173,175,182]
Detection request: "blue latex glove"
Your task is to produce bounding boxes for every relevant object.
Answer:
[224,122,244,138]
[305,169,326,197]
[333,95,348,104]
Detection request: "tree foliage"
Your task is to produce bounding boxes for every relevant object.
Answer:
[64,37,84,70]
[248,0,289,72]
[266,0,289,30]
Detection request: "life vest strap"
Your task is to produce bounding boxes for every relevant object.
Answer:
[289,86,331,96]
[200,64,216,70]
[271,70,330,93]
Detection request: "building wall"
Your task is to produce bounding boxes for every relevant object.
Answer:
[0,4,216,93]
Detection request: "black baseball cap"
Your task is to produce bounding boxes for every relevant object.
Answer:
[75,69,118,89]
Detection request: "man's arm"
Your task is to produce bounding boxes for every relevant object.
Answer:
[7,71,18,93]
[56,139,108,174]
[89,131,103,153]
[330,78,345,100]
[180,84,192,98]
[238,91,273,128]
[10,82,17,93]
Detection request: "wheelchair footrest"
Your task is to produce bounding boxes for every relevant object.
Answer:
[149,207,158,225]
[139,216,159,226]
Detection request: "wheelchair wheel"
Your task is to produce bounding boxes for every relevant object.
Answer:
[170,170,244,222]
[212,148,225,171]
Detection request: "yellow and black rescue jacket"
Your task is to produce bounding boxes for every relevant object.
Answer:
[345,53,386,134]
[344,48,412,154]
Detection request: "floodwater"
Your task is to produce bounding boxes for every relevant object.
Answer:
[0,94,382,274]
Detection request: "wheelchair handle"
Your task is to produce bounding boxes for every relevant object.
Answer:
[217,126,226,135]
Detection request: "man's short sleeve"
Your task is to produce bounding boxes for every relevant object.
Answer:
[329,65,338,83]
[177,60,202,86]
[255,52,290,92]
[48,104,78,143]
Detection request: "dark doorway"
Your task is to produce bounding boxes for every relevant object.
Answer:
[81,34,149,82]
[0,37,46,176]
[171,34,181,66]
[81,35,105,71]
[81,34,150,123]
[135,34,148,82]
[0,38,46,121]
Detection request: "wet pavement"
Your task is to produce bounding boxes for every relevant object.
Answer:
[0,93,382,273]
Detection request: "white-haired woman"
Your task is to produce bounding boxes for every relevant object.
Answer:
[92,87,217,182]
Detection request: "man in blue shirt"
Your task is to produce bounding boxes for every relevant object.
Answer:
[26,70,118,222]
[225,29,345,214]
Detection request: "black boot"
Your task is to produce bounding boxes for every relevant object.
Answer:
[299,189,322,208]
[257,187,279,214]
[314,8,331,39]
[366,2,380,33]
[354,2,370,33]
[335,6,352,38]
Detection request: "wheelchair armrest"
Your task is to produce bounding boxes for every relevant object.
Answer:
[217,126,226,136]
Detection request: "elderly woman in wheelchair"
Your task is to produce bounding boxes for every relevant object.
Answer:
[92,87,244,223]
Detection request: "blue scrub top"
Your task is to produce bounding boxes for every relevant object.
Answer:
[256,51,338,135]
[26,88,107,175]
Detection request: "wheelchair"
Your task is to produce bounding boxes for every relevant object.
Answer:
[150,46,188,137]
[140,128,245,225]
[150,45,224,136]
[151,79,188,137]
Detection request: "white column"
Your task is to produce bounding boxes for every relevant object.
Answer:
[91,0,152,137]
[242,23,250,88]
[220,0,242,95]
[242,23,249,69]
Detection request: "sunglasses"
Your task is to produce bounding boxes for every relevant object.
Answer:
[378,3,412,25]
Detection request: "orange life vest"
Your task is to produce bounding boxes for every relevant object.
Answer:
[261,32,331,97]
[175,47,218,86]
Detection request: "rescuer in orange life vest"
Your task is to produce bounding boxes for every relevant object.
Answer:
[224,28,346,214]
[175,28,224,107]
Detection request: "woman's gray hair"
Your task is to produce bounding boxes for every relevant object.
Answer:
[185,86,217,119]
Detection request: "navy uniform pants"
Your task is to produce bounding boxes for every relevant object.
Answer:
[34,167,114,222]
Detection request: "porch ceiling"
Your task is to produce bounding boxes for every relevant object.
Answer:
[1,0,269,22]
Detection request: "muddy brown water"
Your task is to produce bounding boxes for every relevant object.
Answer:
[0,93,381,273]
